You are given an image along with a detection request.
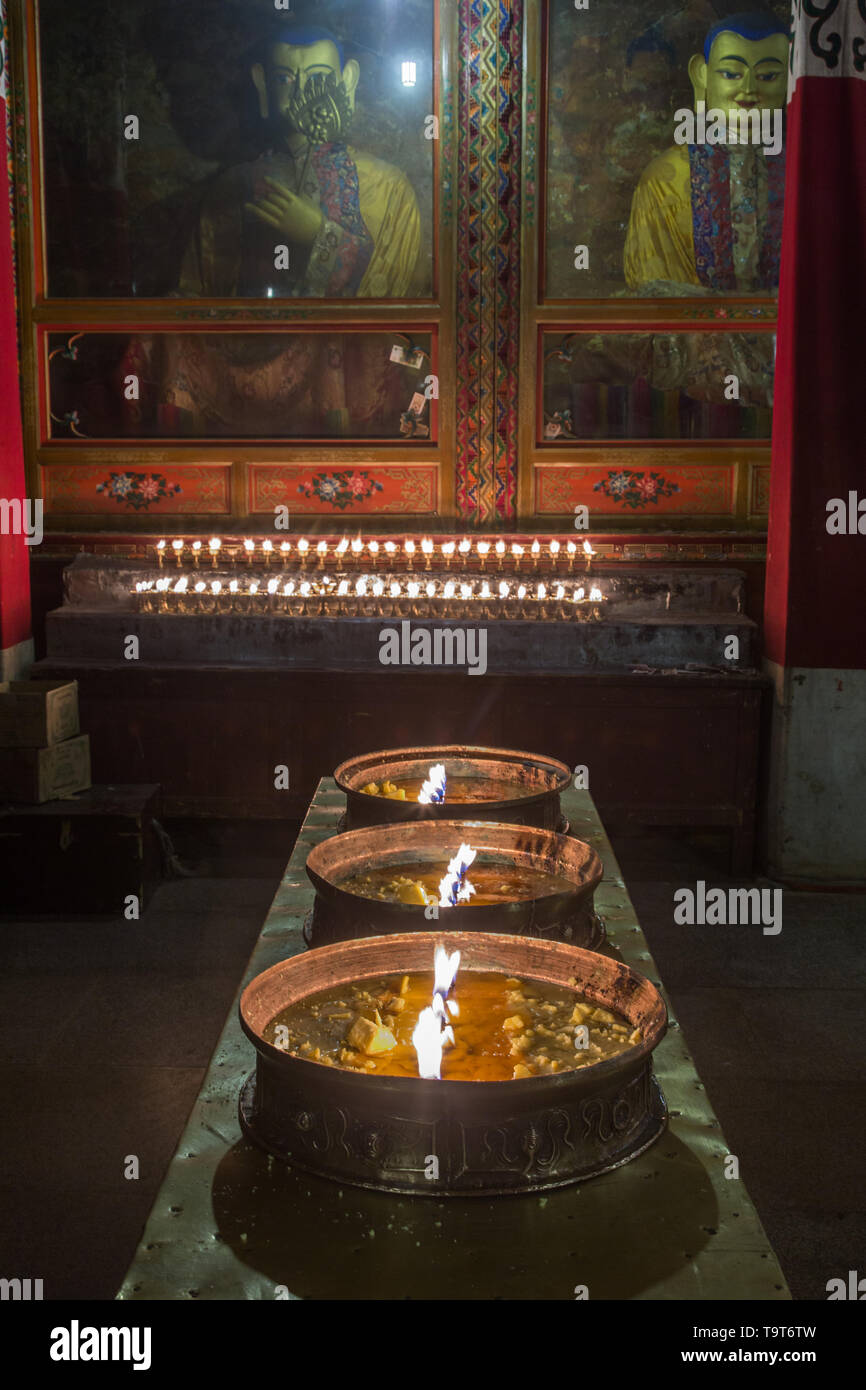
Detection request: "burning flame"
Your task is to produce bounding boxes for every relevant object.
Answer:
[412,1001,454,1080]
[418,763,447,804]
[434,944,461,996]
[412,945,461,1079]
[438,842,476,907]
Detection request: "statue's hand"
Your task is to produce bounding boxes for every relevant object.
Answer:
[245,177,325,246]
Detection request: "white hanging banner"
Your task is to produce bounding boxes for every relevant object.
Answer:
[788,0,866,100]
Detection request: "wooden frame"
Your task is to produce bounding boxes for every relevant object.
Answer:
[9,0,458,529]
[517,1,778,528]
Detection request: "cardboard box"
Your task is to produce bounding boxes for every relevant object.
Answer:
[0,680,80,748]
[0,734,91,804]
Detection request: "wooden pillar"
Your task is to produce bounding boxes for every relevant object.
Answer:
[0,7,33,679]
[763,3,866,881]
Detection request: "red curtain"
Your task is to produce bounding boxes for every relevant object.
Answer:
[764,1,866,670]
[0,4,32,658]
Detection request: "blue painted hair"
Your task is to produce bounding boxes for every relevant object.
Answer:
[270,25,346,69]
[704,12,789,61]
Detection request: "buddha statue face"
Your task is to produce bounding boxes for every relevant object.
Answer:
[688,29,789,117]
[252,39,360,144]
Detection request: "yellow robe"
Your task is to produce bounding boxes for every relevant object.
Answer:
[623,144,699,290]
[352,151,423,298]
[179,146,422,299]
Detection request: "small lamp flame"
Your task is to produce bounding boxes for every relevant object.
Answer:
[438,842,477,907]
[412,1003,455,1079]
[418,763,447,805]
[412,945,461,1080]
[433,944,461,996]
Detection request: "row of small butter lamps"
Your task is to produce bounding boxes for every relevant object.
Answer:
[155,537,596,573]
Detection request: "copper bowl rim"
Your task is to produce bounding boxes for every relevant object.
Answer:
[304,818,604,919]
[239,931,667,1093]
[334,744,573,810]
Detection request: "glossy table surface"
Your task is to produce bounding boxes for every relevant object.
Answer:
[118,781,790,1301]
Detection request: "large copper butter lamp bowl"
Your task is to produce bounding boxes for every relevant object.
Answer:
[304,818,605,948]
[239,932,668,1196]
[335,744,573,832]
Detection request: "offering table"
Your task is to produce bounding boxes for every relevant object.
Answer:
[117,780,789,1301]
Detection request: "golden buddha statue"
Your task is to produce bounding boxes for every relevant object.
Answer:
[179,25,422,298]
[624,12,790,293]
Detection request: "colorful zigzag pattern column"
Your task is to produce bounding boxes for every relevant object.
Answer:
[456,0,522,524]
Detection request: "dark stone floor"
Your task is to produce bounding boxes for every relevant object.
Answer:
[0,819,862,1302]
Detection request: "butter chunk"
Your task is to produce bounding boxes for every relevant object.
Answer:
[394,879,430,905]
[503,1014,525,1034]
[571,1001,591,1024]
[348,1015,398,1055]
[590,1006,616,1025]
